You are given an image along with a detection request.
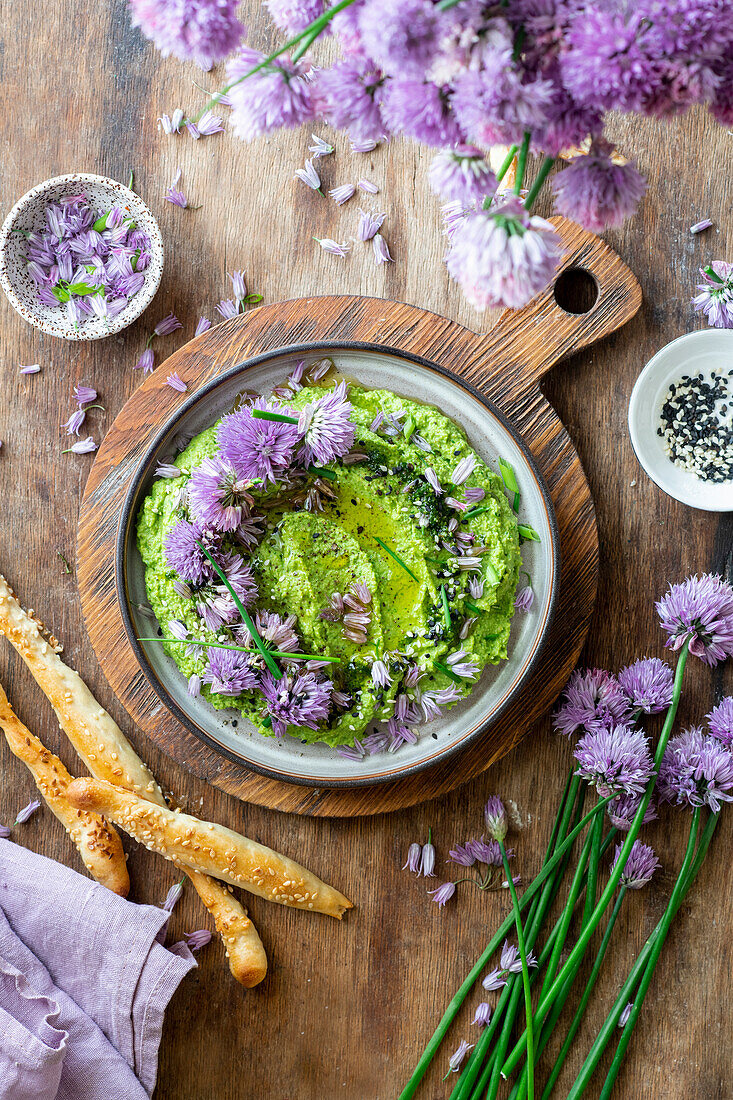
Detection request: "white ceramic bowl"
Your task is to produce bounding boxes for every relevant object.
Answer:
[117,344,560,787]
[629,329,733,512]
[0,173,164,341]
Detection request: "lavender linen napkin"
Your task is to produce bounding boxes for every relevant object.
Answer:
[0,839,196,1099]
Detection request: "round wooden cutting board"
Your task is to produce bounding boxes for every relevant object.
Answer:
[77,218,641,816]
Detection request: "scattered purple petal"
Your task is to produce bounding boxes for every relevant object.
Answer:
[20,364,40,374]
[195,316,212,336]
[134,348,155,374]
[357,179,378,194]
[357,208,386,241]
[294,158,321,191]
[162,880,185,912]
[690,219,713,234]
[184,929,212,952]
[13,799,41,825]
[63,437,97,455]
[165,372,188,393]
[315,237,351,257]
[372,233,393,264]
[329,183,356,206]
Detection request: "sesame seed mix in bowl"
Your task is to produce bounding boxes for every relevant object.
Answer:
[657,368,733,484]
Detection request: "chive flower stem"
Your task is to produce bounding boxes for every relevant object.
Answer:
[137,637,340,663]
[597,810,702,1100]
[251,409,299,424]
[524,156,556,211]
[566,809,718,1099]
[374,537,419,582]
[500,838,535,1100]
[500,643,690,1081]
[514,132,532,195]
[440,586,452,631]
[195,540,282,678]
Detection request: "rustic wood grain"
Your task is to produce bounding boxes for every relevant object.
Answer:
[0,3,731,1098]
[76,216,640,814]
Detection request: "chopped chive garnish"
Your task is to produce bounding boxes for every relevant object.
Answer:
[262,715,272,728]
[243,293,264,304]
[374,537,419,582]
[137,637,340,663]
[251,408,299,424]
[498,457,521,512]
[440,585,451,630]
[518,524,541,542]
[464,504,491,518]
[195,540,282,678]
[465,598,482,615]
[57,551,72,574]
[404,414,416,442]
[309,466,337,480]
[434,660,462,684]
[127,169,134,190]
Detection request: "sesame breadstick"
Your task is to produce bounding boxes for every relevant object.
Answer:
[66,778,353,919]
[0,573,267,986]
[0,682,130,897]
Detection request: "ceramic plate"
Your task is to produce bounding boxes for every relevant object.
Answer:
[117,343,560,787]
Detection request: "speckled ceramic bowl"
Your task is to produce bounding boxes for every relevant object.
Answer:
[0,173,164,341]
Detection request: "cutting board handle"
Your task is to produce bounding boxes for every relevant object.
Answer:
[456,217,642,396]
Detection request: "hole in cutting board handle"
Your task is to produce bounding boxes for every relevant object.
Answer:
[553,267,599,315]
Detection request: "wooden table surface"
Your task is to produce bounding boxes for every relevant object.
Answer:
[1,5,731,1098]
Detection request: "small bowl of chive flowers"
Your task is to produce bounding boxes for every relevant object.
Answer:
[0,173,164,341]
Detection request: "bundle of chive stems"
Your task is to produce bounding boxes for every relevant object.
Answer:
[398,570,733,1099]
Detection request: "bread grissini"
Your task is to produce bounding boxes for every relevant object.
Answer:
[0,683,130,897]
[66,777,353,919]
[0,573,267,986]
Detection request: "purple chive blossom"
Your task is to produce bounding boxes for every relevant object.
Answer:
[195,316,211,336]
[314,59,385,143]
[216,298,240,319]
[447,1039,474,1074]
[165,372,187,393]
[265,0,324,34]
[659,727,733,813]
[446,196,562,311]
[402,844,420,871]
[692,263,733,330]
[371,659,391,688]
[618,657,674,715]
[165,168,191,208]
[611,840,660,890]
[134,348,155,373]
[420,840,436,877]
[315,238,351,257]
[482,968,507,992]
[128,0,244,67]
[551,145,647,233]
[467,837,506,866]
[294,158,322,190]
[329,184,356,206]
[195,110,225,136]
[656,574,733,666]
[428,881,456,908]
[14,799,41,825]
[184,929,212,951]
[707,697,733,749]
[259,670,333,738]
[451,454,476,485]
[62,409,86,435]
[20,364,41,374]
[514,586,534,613]
[158,110,184,134]
[202,647,258,696]
[229,270,247,304]
[308,134,334,158]
[358,179,378,194]
[0,824,10,838]
[618,1003,634,1028]
[164,519,219,584]
[607,792,658,832]
[297,380,355,466]
[358,208,385,240]
[690,219,713,234]
[63,437,97,455]
[403,843,421,873]
[425,468,442,494]
[553,668,631,738]
[472,1003,491,1027]
[153,312,182,337]
[446,649,479,681]
[188,456,253,532]
[218,397,299,484]
[227,47,314,141]
[429,147,497,205]
[162,880,184,912]
[372,234,393,264]
[574,725,655,799]
[484,796,508,841]
[448,842,476,867]
[73,385,97,407]
[359,0,439,75]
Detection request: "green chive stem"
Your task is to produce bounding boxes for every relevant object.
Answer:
[194,540,281,679]
[524,156,556,211]
[137,637,340,663]
[251,408,299,424]
[518,525,541,542]
[440,586,452,631]
[514,132,532,195]
[374,537,419,583]
[501,838,535,1100]
[500,643,690,1080]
